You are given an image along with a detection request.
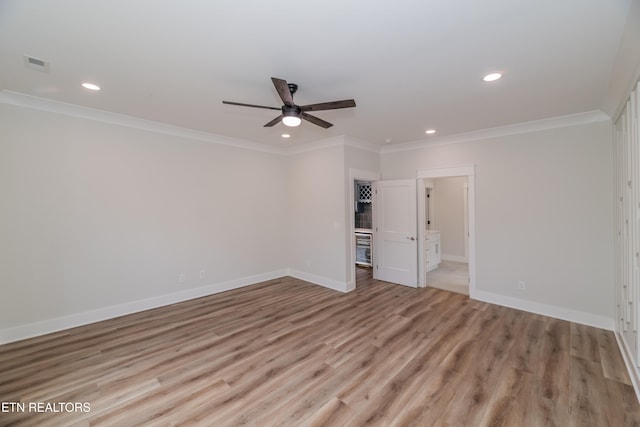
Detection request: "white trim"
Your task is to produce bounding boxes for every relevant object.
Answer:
[343,135,383,154]
[463,182,469,261]
[417,165,476,179]
[0,90,387,157]
[0,91,386,157]
[0,90,287,155]
[382,111,610,154]
[615,332,640,404]
[2,90,607,158]
[474,289,614,330]
[0,269,287,345]
[417,179,426,287]
[285,135,346,155]
[287,269,352,293]
[285,136,382,156]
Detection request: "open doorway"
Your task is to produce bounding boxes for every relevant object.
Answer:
[354,180,374,286]
[349,169,379,290]
[417,165,476,297]
[424,177,469,295]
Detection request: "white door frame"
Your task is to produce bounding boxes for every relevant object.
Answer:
[348,168,380,291]
[463,182,469,262]
[417,165,477,297]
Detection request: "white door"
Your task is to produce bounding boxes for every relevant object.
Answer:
[374,179,418,287]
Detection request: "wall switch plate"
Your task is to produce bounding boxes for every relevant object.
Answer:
[518,280,526,290]
[179,274,185,283]
[199,270,205,279]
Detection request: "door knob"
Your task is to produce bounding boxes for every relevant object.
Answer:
[407,236,415,241]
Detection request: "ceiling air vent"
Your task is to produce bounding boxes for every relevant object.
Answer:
[24,55,49,72]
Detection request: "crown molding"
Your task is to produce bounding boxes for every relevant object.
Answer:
[0,90,288,155]
[2,90,605,158]
[283,134,382,156]
[381,110,611,154]
[284,135,346,155]
[343,135,383,154]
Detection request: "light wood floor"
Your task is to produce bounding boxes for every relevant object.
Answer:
[1,269,639,426]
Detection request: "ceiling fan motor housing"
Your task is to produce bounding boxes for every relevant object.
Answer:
[282,104,301,116]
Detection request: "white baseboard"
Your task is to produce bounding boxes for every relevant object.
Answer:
[472,289,614,330]
[441,254,468,263]
[0,269,288,345]
[287,269,351,293]
[615,331,640,404]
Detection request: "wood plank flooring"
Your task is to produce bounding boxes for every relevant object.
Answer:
[1,268,639,426]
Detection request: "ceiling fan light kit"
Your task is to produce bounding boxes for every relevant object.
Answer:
[282,105,302,127]
[222,77,356,130]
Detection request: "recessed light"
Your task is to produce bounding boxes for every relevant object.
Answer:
[281,134,291,138]
[425,129,436,134]
[82,82,101,91]
[384,138,392,143]
[483,72,502,82]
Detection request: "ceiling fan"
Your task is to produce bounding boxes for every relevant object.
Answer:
[222,77,356,129]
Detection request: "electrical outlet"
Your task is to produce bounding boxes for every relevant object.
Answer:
[518,280,526,290]
[179,274,185,283]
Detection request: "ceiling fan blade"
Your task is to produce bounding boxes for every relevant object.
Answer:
[302,112,333,129]
[222,100,281,111]
[271,77,294,106]
[264,115,283,127]
[300,99,356,112]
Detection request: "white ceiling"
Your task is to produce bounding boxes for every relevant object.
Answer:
[0,0,633,149]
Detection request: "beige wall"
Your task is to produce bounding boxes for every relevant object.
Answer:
[0,97,617,340]
[287,142,348,288]
[381,120,614,323]
[433,176,467,260]
[0,101,382,341]
[0,103,289,340]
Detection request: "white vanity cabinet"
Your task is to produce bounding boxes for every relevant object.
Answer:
[425,231,441,272]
